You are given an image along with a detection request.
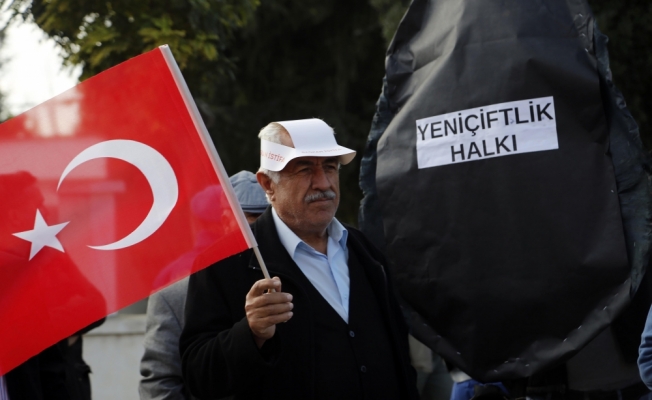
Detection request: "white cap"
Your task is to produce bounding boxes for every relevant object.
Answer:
[260,118,356,172]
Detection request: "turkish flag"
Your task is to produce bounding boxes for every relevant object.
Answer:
[0,46,255,375]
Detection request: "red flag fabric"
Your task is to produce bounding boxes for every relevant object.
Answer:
[0,46,255,375]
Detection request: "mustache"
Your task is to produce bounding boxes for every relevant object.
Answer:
[304,190,336,203]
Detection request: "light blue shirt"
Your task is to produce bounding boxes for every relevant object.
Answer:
[272,208,350,323]
[0,375,9,400]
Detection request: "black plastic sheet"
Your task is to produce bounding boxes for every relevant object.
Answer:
[360,0,652,380]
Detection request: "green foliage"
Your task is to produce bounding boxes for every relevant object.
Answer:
[368,0,410,45]
[1,0,259,94]
[588,0,652,150]
[204,0,387,224]
[0,29,10,122]
[1,0,649,223]
[0,0,387,225]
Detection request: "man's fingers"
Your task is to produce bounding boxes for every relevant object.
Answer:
[248,277,282,297]
[245,277,293,345]
[251,312,294,336]
[247,292,293,308]
[270,276,281,293]
[248,301,294,318]
[245,295,293,325]
[258,312,294,326]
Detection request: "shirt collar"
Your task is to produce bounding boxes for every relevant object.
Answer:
[272,207,348,257]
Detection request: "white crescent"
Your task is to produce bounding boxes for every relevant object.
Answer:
[58,139,179,251]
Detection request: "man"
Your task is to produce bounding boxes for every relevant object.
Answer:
[140,171,269,400]
[180,118,418,399]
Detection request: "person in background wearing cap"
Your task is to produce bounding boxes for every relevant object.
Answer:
[180,119,418,399]
[139,171,268,400]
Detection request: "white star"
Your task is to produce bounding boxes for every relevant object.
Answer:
[13,210,70,261]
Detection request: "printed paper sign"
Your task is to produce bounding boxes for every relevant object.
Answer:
[415,97,558,169]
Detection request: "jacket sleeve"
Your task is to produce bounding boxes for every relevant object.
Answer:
[139,284,187,400]
[638,305,652,389]
[180,253,279,399]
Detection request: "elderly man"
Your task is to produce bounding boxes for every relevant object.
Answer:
[140,171,269,400]
[180,119,418,400]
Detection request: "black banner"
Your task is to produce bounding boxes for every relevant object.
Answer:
[360,0,652,380]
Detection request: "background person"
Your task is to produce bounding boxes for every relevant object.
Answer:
[139,171,268,400]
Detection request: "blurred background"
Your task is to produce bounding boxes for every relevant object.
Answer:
[0,0,650,226]
[0,0,650,399]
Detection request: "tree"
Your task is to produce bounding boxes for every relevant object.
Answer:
[1,0,388,224]
[589,0,652,150]
[3,0,648,223]
[0,30,12,122]
[202,0,388,223]
[0,0,260,113]
[368,0,411,46]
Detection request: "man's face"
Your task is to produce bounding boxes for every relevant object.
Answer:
[266,156,340,236]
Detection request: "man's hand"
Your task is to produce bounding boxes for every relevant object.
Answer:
[245,277,294,348]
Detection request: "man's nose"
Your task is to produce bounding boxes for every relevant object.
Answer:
[311,167,331,190]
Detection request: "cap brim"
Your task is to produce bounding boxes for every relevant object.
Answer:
[338,148,356,165]
[261,140,356,171]
[293,145,356,163]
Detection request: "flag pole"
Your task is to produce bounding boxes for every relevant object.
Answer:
[159,45,273,281]
[253,247,271,280]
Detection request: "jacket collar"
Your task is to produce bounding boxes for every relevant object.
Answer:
[247,207,298,276]
[247,207,384,283]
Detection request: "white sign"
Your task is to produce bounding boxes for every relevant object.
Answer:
[415,97,558,169]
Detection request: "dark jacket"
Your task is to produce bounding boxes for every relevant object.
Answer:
[5,318,104,400]
[180,208,418,399]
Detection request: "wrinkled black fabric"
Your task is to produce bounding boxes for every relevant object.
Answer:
[359,76,392,251]
[594,24,652,294]
[359,0,652,381]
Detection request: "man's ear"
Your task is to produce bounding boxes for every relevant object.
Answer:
[256,171,274,197]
